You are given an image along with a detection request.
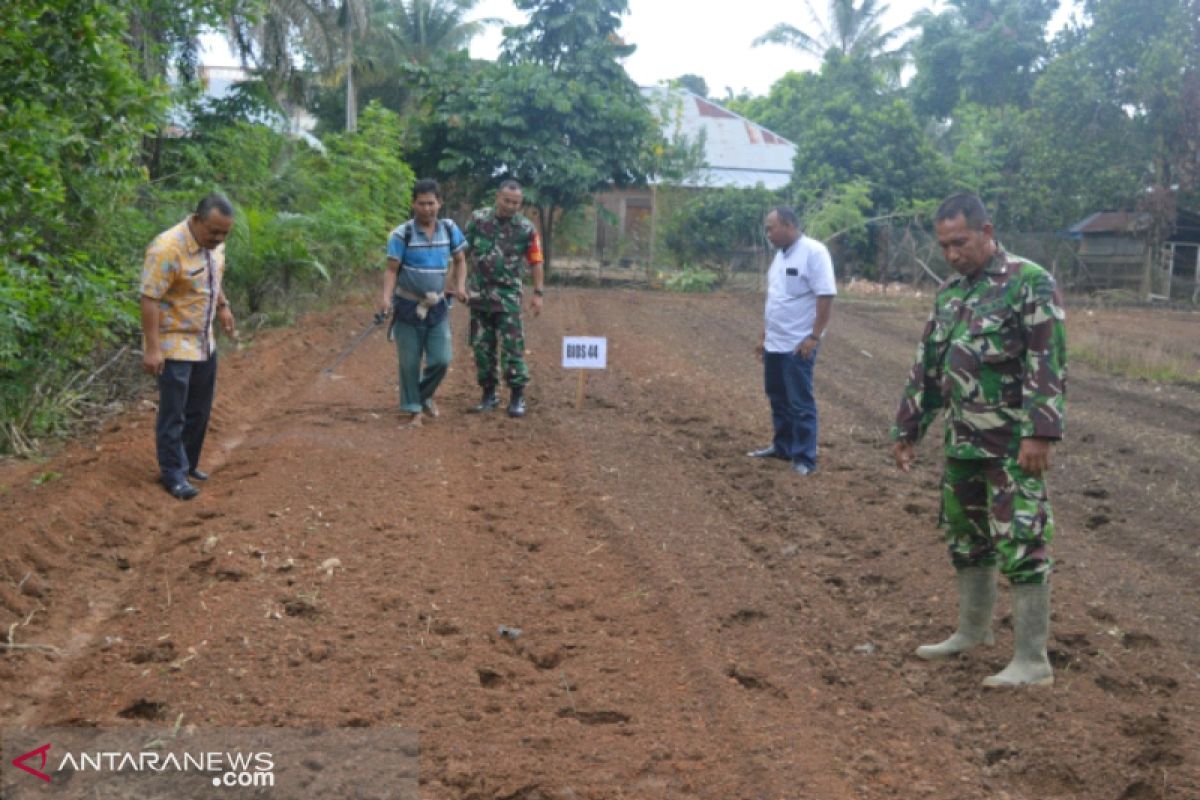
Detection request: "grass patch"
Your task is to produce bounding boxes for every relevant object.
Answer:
[1069,324,1200,383]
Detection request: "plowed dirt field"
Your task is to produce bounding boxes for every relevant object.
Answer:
[2,288,1197,799]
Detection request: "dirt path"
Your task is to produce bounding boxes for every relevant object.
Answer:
[1,289,1196,800]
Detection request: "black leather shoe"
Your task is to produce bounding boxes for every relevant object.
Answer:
[470,391,500,413]
[747,445,787,459]
[188,469,209,482]
[507,389,526,418]
[163,479,199,500]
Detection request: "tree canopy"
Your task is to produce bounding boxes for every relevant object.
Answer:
[3,0,1200,452]
[754,0,910,80]
[908,0,1060,119]
[414,0,657,269]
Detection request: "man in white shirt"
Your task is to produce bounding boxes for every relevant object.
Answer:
[748,206,837,475]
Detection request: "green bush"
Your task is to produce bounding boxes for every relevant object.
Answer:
[2,55,415,453]
[0,0,161,453]
[663,267,720,293]
[662,186,779,268]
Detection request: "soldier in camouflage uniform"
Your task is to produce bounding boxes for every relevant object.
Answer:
[891,193,1067,688]
[463,180,545,418]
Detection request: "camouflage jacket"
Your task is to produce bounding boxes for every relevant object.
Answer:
[464,208,543,313]
[891,248,1067,460]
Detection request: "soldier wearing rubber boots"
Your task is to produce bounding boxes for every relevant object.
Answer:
[463,180,545,418]
[891,193,1067,688]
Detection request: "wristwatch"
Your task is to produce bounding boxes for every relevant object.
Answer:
[533,288,545,297]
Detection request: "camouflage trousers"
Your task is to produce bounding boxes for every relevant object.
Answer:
[940,456,1055,585]
[469,308,528,390]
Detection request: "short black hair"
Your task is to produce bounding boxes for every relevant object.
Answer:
[194,192,234,220]
[768,205,800,229]
[412,178,441,200]
[498,179,522,193]
[935,193,990,231]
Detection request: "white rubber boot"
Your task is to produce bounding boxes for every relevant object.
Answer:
[915,566,997,660]
[983,582,1053,687]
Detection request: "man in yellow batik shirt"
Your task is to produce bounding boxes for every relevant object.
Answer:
[140,194,237,500]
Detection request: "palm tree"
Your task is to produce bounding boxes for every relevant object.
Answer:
[753,0,908,78]
[376,0,499,66]
[227,0,493,130]
[225,0,338,110]
[226,0,370,131]
[336,0,370,131]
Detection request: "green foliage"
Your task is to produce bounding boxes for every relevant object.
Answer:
[908,0,1060,119]
[803,179,873,243]
[414,1,658,270]
[502,0,634,74]
[662,187,779,268]
[644,90,709,184]
[0,0,163,453]
[663,267,720,293]
[5,0,1198,454]
[1,0,413,455]
[731,63,949,222]
[753,0,909,83]
[310,0,498,132]
[783,57,948,216]
[942,104,1030,229]
[725,71,808,141]
[671,74,709,98]
[126,0,237,83]
[225,208,327,312]
[1012,0,1191,229]
[182,102,411,311]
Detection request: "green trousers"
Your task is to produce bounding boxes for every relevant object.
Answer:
[940,456,1055,585]
[392,317,452,413]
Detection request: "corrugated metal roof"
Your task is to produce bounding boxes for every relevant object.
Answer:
[1068,211,1151,235]
[643,86,795,190]
[1067,208,1200,243]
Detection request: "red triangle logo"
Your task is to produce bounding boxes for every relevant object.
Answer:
[12,743,52,782]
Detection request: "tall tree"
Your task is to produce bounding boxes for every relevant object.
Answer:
[501,0,634,73]
[128,0,237,84]
[336,0,370,131]
[734,57,945,222]
[671,73,709,98]
[307,0,497,131]
[908,0,1060,119]
[1015,0,1197,232]
[226,0,370,130]
[382,0,497,65]
[414,0,656,270]
[786,56,947,214]
[753,0,909,80]
[226,0,337,106]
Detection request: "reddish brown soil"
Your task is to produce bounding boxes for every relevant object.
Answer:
[1,289,1197,800]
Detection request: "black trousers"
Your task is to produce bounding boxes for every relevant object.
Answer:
[155,355,217,485]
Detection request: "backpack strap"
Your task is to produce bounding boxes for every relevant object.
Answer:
[400,220,455,260]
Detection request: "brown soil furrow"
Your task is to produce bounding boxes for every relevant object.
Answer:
[1,289,1196,800]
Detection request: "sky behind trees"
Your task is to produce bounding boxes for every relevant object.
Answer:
[466,0,1081,96]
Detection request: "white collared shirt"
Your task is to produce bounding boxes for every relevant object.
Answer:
[764,235,836,353]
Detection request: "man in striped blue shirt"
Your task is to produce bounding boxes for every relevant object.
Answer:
[379,179,467,427]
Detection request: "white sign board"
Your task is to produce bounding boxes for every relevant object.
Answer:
[562,336,607,369]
